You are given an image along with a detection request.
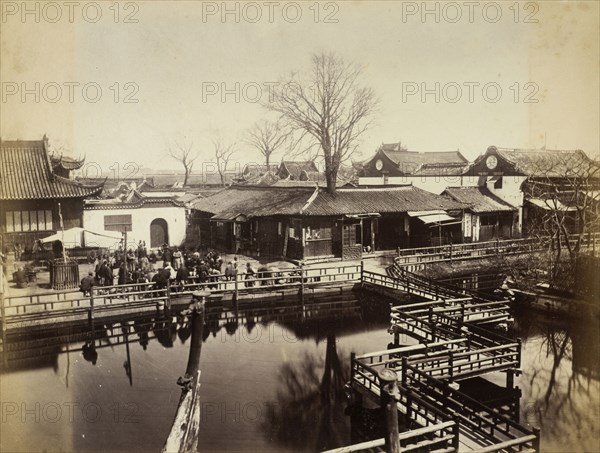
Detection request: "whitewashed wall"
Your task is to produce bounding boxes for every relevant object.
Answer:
[83,206,186,250]
[359,175,480,194]
[486,176,526,234]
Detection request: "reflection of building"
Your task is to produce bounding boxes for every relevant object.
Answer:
[0,137,104,252]
[83,188,186,249]
[190,185,464,260]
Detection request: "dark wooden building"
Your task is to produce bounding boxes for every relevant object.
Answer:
[443,186,518,242]
[190,185,465,261]
[0,138,103,254]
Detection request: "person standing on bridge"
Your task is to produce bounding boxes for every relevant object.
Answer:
[80,271,96,296]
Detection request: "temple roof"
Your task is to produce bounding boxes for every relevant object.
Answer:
[0,139,104,201]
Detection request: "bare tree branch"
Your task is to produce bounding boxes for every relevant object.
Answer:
[245,119,290,169]
[212,138,237,187]
[265,52,378,193]
[167,138,198,187]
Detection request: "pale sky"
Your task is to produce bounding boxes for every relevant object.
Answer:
[1,1,599,175]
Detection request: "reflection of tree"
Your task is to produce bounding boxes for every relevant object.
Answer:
[519,317,600,452]
[263,333,350,451]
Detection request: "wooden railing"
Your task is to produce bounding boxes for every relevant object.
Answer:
[0,264,363,330]
[172,263,362,297]
[322,420,459,453]
[396,232,600,265]
[404,365,538,452]
[2,282,168,327]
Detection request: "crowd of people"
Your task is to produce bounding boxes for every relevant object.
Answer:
[81,242,289,296]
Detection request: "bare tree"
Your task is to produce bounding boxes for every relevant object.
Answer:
[524,151,600,288]
[168,139,198,187]
[245,119,289,169]
[266,52,378,193]
[212,138,237,187]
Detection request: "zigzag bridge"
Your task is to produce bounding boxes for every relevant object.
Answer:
[327,259,539,453]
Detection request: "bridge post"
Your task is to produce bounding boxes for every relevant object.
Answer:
[506,369,515,389]
[378,368,400,453]
[350,352,356,381]
[532,426,541,452]
[299,264,305,306]
[451,415,460,450]
[234,269,239,303]
[88,288,95,325]
[360,260,364,282]
[166,283,172,311]
[401,356,408,386]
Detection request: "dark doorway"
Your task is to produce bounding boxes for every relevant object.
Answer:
[150,218,169,248]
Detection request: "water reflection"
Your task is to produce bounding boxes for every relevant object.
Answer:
[261,331,351,452]
[2,292,596,453]
[514,313,600,452]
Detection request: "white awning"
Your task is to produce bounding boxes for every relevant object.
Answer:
[417,213,459,225]
[40,227,122,248]
[407,210,447,217]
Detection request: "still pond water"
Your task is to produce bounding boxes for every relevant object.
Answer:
[1,295,598,453]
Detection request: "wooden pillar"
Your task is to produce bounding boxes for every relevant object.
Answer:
[360,259,364,283]
[506,369,515,389]
[233,268,239,304]
[0,282,7,364]
[378,368,400,453]
[166,283,172,311]
[300,264,305,308]
[88,287,95,325]
[371,217,376,252]
[532,426,541,452]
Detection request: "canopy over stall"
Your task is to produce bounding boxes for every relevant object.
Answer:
[40,227,123,249]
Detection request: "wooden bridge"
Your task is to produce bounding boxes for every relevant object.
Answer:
[327,263,539,453]
[0,263,363,342]
[394,232,600,271]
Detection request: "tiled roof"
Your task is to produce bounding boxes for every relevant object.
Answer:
[411,162,471,176]
[382,149,468,173]
[191,186,314,219]
[303,186,466,216]
[1,140,104,201]
[84,191,185,210]
[443,187,516,213]
[279,161,319,179]
[191,185,465,219]
[51,155,85,171]
[494,147,598,177]
[241,164,279,179]
[149,172,239,187]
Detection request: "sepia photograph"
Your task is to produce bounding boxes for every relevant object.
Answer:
[1,1,599,452]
